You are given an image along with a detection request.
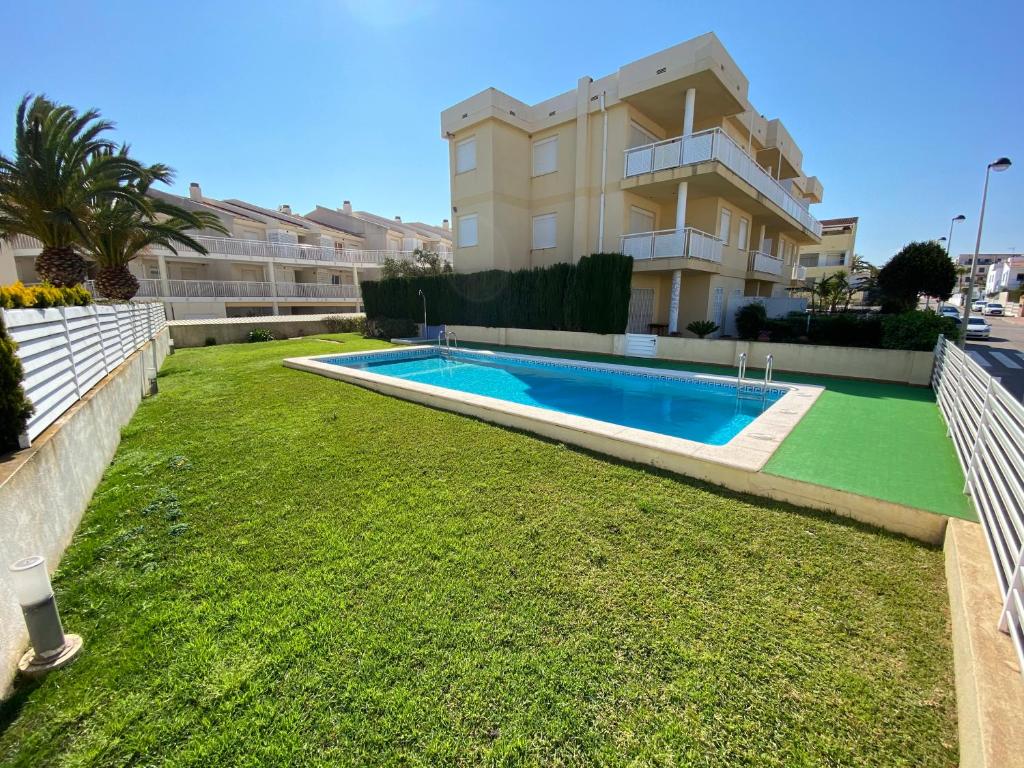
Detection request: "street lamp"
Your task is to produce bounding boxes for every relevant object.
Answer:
[947,214,966,256]
[961,158,1012,346]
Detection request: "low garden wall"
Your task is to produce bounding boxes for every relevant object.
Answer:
[445,326,936,385]
[0,328,170,696]
[169,314,362,348]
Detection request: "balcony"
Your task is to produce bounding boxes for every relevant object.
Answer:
[623,128,822,237]
[620,227,723,264]
[85,279,361,301]
[746,250,784,277]
[791,264,808,281]
[5,234,429,267]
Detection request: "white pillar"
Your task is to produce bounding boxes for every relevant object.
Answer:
[352,266,361,313]
[668,269,682,335]
[682,87,696,137]
[758,224,766,253]
[675,181,688,232]
[267,260,280,316]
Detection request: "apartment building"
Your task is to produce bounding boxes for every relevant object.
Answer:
[958,253,1012,296]
[441,33,823,335]
[795,217,858,283]
[984,255,1024,296]
[1,186,453,320]
[304,202,453,260]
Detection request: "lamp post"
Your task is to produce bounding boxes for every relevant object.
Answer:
[946,214,966,296]
[417,289,427,337]
[961,158,1012,347]
[9,556,83,676]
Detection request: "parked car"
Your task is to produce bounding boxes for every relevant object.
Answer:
[972,299,987,312]
[938,305,961,318]
[965,316,992,339]
[984,302,1005,316]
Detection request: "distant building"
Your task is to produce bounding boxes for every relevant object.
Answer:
[984,255,1024,296]
[795,217,859,283]
[0,185,452,320]
[956,253,1005,295]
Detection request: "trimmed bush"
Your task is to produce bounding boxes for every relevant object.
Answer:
[247,328,275,343]
[0,281,92,309]
[881,310,960,351]
[735,303,768,340]
[323,315,366,335]
[0,313,33,452]
[361,253,634,335]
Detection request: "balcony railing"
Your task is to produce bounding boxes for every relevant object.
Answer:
[623,128,822,237]
[791,264,808,281]
[747,250,784,276]
[620,227,723,264]
[5,234,440,267]
[85,279,361,301]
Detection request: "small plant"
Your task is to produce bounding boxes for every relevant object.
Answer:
[204,337,217,347]
[686,320,719,339]
[0,313,34,452]
[247,328,275,343]
[0,281,93,309]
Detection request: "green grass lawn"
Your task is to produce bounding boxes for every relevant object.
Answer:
[459,342,972,520]
[0,335,958,766]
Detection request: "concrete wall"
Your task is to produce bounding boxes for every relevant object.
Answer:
[0,328,170,696]
[446,325,935,385]
[169,317,342,348]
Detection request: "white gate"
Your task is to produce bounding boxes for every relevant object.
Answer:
[627,288,655,334]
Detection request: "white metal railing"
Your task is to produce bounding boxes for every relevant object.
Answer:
[4,302,166,443]
[747,250,784,276]
[792,264,808,281]
[5,234,434,267]
[623,128,822,236]
[932,336,1024,676]
[620,227,723,264]
[85,279,361,301]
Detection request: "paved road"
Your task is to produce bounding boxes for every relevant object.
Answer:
[965,316,1024,402]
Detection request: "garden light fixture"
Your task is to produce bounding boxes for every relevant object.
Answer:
[9,555,83,676]
[417,289,427,333]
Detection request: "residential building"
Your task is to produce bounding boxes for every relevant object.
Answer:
[796,217,858,283]
[1,186,452,320]
[984,255,1024,296]
[958,253,1012,296]
[304,202,452,260]
[440,33,823,335]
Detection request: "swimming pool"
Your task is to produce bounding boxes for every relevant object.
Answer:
[323,348,783,446]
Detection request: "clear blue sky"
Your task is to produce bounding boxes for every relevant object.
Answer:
[3,0,1021,264]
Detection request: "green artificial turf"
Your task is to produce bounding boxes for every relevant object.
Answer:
[0,335,958,766]
[459,342,973,521]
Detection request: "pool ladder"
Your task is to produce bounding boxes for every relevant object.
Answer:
[736,353,773,406]
[437,329,459,357]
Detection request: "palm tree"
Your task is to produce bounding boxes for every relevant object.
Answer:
[0,95,143,286]
[83,160,227,301]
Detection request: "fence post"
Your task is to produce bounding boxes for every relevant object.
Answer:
[949,344,967,438]
[60,307,83,399]
[93,304,110,375]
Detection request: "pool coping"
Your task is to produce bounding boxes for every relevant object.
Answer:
[284,346,951,544]
[285,345,824,473]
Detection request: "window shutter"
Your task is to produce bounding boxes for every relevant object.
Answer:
[532,213,557,250]
[532,137,558,176]
[459,214,478,247]
[456,138,476,173]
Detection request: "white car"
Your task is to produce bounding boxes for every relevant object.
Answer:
[984,302,1005,316]
[938,306,960,318]
[965,316,991,339]
[972,300,987,312]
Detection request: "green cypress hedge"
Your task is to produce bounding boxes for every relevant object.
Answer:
[361,253,633,334]
[0,313,33,452]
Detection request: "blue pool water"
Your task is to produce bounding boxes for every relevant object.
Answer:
[326,350,783,446]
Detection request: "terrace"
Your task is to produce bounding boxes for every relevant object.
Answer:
[0,334,962,765]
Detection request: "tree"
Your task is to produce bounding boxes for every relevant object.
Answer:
[877,241,957,313]
[0,95,143,286]
[380,248,453,280]
[0,313,33,452]
[82,156,227,300]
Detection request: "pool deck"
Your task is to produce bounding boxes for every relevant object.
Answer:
[457,342,974,524]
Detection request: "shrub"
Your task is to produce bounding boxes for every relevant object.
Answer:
[0,281,93,309]
[881,310,960,350]
[0,313,33,452]
[204,337,217,347]
[323,315,366,334]
[361,253,634,334]
[363,317,417,340]
[735,303,768,340]
[877,242,957,313]
[686,320,719,339]
[247,328,276,343]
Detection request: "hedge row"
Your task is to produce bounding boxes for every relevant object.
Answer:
[1,281,93,309]
[361,253,634,335]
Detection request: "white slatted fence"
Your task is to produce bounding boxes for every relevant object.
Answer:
[4,302,166,443]
[932,336,1024,674]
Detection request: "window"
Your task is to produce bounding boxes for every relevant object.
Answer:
[799,252,818,267]
[628,206,655,234]
[628,121,658,149]
[147,267,160,279]
[737,218,750,251]
[331,275,341,285]
[532,136,558,176]
[455,137,476,173]
[718,208,732,244]
[532,213,557,250]
[459,214,478,248]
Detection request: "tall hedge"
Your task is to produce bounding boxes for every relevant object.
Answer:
[361,253,634,334]
[0,313,33,452]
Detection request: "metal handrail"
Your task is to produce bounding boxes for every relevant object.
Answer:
[736,352,747,387]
